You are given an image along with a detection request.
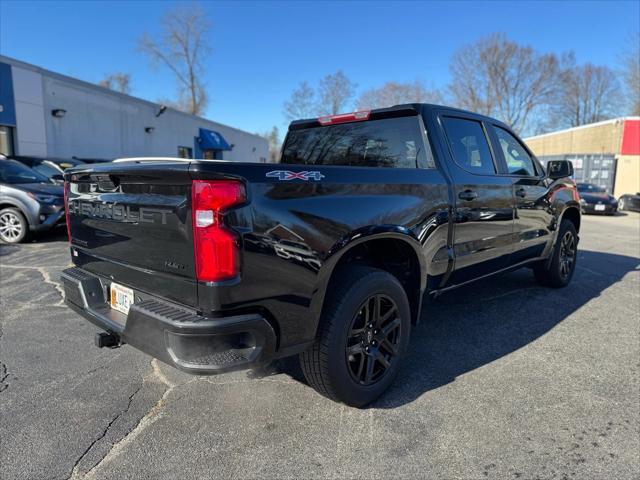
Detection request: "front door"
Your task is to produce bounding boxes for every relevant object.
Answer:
[438,113,515,286]
[489,124,554,263]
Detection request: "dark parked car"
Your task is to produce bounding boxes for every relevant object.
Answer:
[618,192,640,212]
[0,159,65,243]
[10,155,85,173]
[577,183,618,214]
[10,155,66,184]
[61,104,580,406]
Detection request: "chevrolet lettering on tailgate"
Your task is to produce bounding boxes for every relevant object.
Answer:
[69,201,172,224]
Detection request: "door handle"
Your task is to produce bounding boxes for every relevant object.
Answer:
[458,189,478,201]
[515,188,527,198]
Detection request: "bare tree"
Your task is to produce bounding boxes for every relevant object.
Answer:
[259,126,281,162]
[98,73,131,94]
[622,33,640,116]
[357,80,442,110]
[449,34,560,134]
[318,70,356,115]
[554,57,623,127]
[283,81,316,120]
[139,3,211,116]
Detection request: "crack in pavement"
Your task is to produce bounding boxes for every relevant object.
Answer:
[1,264,67,306]
[78,360,183,480]
[0,318,8,393]
[0,361,8,393]
[0,264,65,394]
[67,384,143,480]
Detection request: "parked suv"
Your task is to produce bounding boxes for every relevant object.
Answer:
[0,159,65,243]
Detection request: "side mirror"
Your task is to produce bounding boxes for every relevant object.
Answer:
[547,160,574,180]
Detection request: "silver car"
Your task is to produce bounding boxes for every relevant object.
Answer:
[0,159,65,243]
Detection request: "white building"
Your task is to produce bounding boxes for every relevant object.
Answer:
[0,55,268,162]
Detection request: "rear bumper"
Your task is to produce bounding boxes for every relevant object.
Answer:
[581,203,617,214]
[61,267,277,374]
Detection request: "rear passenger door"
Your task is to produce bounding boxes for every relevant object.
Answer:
[488,124,554,263]
[438,113,515,285]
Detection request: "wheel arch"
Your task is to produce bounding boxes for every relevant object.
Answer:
[0,198,34,225]
[561,205,581,233]
[310,227,426,332]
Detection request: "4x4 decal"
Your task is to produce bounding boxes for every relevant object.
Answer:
[266,170,325,181]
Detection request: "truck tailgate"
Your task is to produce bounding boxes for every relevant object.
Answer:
[66,162,198,307]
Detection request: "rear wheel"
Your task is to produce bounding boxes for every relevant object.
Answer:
[299,267,411,407]
[534,219,577,288]
[0,208,28,243]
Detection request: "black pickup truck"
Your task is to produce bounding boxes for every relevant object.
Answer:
[62,104,580,407]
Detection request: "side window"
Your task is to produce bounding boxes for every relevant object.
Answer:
[494,126,537,176]
[442,117,495,175]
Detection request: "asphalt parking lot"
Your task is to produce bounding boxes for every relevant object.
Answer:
[0,213,638,480]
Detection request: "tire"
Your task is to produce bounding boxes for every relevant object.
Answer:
[618,198,626,211]
[299,266,411,407]
[0,208,29,243]
[534,219,578,288]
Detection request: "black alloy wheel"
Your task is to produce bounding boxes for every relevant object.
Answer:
[299,266,411,407]
[558,231,576,280]
[533,219,578,288]
[346,294,402,386]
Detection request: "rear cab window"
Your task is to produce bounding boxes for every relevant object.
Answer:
[281,116,435,169]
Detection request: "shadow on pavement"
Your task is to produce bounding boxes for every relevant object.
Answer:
[372,249,639,408]
[30,228,68,243]
[277,250,639,407]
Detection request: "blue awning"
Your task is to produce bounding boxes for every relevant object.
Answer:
[198,128,231,150]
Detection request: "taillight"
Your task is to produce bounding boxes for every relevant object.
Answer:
[63,180,71,243]
[318,110,370,125]
[191,180,246,282]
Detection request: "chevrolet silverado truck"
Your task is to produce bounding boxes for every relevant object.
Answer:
[61,104,580,407]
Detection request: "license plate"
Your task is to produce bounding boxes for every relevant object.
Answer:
[110,282,134,315]
[595,204,606,211]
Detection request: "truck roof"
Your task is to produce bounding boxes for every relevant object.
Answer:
[288,103,508,131]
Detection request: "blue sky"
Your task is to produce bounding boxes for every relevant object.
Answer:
[1,0,638,136]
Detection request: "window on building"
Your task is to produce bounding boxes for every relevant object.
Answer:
[493,126,537,176]
[202,149,223,160]
[177,146,192,159]
[442,117,495,175]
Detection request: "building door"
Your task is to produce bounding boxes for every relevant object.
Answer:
[0,126,15,156]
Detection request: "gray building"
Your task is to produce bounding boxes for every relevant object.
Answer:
[0,55,268,162]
